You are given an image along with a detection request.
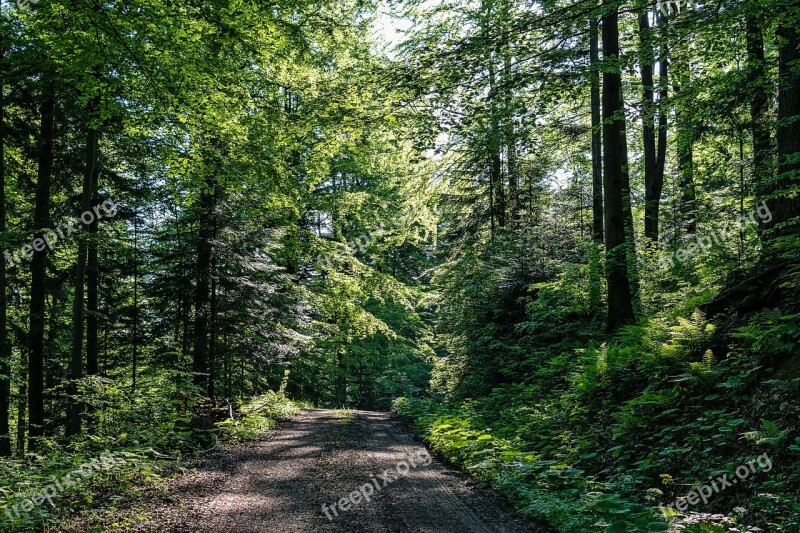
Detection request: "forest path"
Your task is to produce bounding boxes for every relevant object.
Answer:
[138,409,545,532]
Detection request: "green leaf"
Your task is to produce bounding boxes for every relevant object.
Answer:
[606,520,630,533]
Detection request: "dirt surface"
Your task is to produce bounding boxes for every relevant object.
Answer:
[136,409,546,533]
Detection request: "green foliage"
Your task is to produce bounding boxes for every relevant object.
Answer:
[396,301,800,532]
[0,390,299,530]
[218,391,301,443]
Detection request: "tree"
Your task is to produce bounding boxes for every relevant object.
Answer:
[640,7,667,242]
[67,99,99,436]
[767,0,800,238]
[28,79,55,449]
[590,13,603,244]
[0,37,10,457]
[602,0,636,331]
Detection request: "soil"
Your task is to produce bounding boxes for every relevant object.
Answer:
[134,409,547,533]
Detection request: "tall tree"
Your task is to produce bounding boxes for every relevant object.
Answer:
[590,14,603,244]
[602,0,636,330]
[768,0,800,237]
[674,48,697,235]
[193,175,216,395]
[640,7,666,242]
[745,8,771,199]
[0,40,10,457]
[655,10,668,223]
[67,101,99,436]
[86,167,99,378]
[28,80,56,449]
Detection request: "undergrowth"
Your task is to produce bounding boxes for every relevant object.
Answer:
[0,390,300,531]
[395,309,800,532]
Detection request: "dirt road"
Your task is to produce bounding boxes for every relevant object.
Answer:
[139,409,545,532]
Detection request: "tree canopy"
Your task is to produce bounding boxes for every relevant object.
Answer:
[1,0,799,530]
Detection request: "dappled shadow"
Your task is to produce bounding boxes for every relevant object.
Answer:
[141,409,546,533]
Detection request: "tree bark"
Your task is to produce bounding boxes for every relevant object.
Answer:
[768,1,800,236]
[655,11,668,218]
[504,55,518,225]
[208,205,218,400]
[602,2,636,331]
[193,180,214,393]
[746,12,771,200]
[0,43,10,457]
[590,15,604,243]
[67,107,98,437]
[86,166,99,377]
[640,10,663,242]
[501,0,518,225]
[484,0,505,233]
[28,80,56,449]
[132,210,139,392]
[674,54,697,235]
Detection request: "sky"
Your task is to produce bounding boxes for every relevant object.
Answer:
[370,8,413,57]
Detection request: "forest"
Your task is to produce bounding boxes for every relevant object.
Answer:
[0,0,798,531]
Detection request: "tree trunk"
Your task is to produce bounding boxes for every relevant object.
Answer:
[67,109,98,437]
[602,2,636,331]
[28,80,56,449]
[132,210,139,392]
[768,2,800,236]
[655,11,668,221]
[640,10,663,242]
[590,15,604,243]
[746,13,771,202]
[208,214,218,400]
[86,167,99,377]
[674,55,697,235]
[0,44,10,457]
[16,350,26,456]
[85,139,99,434]
[500,0,518,225]
[193,180,214,393]
[484,0,505,232]
[504,54,518,225]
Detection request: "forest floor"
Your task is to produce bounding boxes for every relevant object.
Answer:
[129,409,545,532]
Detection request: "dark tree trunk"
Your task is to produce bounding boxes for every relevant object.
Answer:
[484,0,505,233]
[28,81,56,449]
[16,348,25,456]
[0,44,10,457]
[336,349,347,406]
[640,10,663,242]
[193,180,215,393]
[746,13,771,200]
[655,11,668,218]
[590,15,604,243]
[504,54,519,225]
[132,211,139,392]
[768,3,800,235]
[86,167,99,377]
[208,214,218,400]
[223,309,230,398]
[488,72,506,230]
[602,2,636,331]
[674,56,697,235]
[67,111,98,437]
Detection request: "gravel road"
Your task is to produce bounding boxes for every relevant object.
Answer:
[138,409,546,532]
